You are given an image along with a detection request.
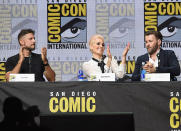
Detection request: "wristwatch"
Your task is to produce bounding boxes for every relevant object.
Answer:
[43,61,49,66]
[155,67,159,72]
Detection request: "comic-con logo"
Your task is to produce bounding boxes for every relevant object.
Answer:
[170,92,181,130]
[95,0,135,49]
[0,1,37,50]
[49,91,96,113]
[144,1,181,48]
[47,3,87,49]
[0,62,6,82]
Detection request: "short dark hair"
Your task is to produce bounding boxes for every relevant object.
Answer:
[145,31,162,41]
[18,29,35,43]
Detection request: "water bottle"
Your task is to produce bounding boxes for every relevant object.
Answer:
[78,69,84,81]
[140,62,146,81]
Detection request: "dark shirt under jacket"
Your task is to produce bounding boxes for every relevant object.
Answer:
[5,53,45,81]
[132,48,180,81]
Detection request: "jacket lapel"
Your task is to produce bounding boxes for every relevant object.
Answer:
[159,48,164,66]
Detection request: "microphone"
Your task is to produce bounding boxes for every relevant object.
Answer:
[156,52,160,67]
[29,54,32,73]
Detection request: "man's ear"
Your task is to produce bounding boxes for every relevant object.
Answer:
[158,39,161,46]
[19,39,24,46]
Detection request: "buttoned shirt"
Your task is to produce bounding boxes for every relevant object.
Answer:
[148,49,160,68]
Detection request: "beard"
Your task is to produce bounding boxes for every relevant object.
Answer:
[147,43,158,55]
[24,45,35,51]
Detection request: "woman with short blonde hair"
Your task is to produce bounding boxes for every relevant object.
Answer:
[83,34,130,80]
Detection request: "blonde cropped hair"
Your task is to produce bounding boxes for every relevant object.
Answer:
[89,34,104,52]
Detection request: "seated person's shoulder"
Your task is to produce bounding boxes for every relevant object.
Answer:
[162,50,177,58]
[137,53,148,60]
[83,60,91,66]
[163,49,175,54]
[6,54,19,62]
[82,60,94,69]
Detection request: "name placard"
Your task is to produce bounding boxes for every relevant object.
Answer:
[9,74,35,82]
[145,73,170,81]
[89,73,115,81]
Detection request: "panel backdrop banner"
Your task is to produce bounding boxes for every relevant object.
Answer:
[0,82,181,131]
[0,0,181,81]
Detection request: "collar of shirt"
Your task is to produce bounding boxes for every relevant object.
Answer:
[148,49,160,68]
[92,58,106,73]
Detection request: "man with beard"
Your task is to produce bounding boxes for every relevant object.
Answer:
[132,31,180,81]
[5,29,55,82]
